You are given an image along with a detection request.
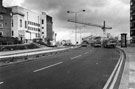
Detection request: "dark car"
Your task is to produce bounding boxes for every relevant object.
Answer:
[81,41,89,47]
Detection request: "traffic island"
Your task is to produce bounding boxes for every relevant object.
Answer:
[0,47,73,67]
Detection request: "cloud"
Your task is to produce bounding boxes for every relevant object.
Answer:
[3,0,24,6]
[3,0,130,42]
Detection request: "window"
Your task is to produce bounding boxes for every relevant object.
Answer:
[0,15,3,20]
[36,33,38,37]
[42,27,44,29]
[0,32,3,37]
[12,19,13,27]
[5,23,7,25]
[0,23,3,28]
[20,19,22,27]
[42,19,44,24]
[28,27,30,30]
[36,23,38,26]
[28,21,30,24]
[25,21,27,28]
[12,31,14,36]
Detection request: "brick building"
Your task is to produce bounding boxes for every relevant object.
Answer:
[0,0,12,37]
[0,0,55,43]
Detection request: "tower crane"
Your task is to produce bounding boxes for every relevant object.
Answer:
[67,19,112,34]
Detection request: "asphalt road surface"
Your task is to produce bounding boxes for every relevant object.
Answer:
[0,46,120,89]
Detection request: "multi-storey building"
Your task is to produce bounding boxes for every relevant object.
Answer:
[0,0,12,37]
[11,6,47,43]
[130,0,135,43]
[0,0,54,43]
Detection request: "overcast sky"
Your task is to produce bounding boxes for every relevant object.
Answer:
[3,0,130,43]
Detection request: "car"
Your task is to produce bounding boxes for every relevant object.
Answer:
[81,41,89,47]
[81,44,87,47]
[93,40,102,47]
[103,39,117,48]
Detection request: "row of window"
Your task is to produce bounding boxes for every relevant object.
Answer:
[28,21,40,27]
[28,26,40,32]
[13,19,41,28]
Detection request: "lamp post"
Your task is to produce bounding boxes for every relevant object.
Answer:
[67,10,85,44]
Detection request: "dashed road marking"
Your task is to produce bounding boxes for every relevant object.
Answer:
[84,52,89,54]
[33,62,63,72]
[70,55,82,60]
[0,82,4,85]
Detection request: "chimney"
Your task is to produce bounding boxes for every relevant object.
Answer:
[0,0,3,7]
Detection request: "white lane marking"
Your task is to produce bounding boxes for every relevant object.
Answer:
[109,53,124,89]
[70,55,82,60]
[103,52,122,89]
[33,62,63,72]
[84,52,89,54]
[0,82,4,85]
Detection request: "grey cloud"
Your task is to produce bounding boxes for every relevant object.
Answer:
[22,0,129,35]
[119,0,130,5]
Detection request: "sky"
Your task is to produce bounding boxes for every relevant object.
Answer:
[3,0,130,43]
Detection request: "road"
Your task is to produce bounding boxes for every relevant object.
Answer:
[0,46,120,89]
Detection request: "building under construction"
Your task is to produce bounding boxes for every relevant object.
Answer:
[130,0,135,43]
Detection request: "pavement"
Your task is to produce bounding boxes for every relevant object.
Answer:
[119,47,135,89]
[0,46,76,67]
[0,47,52,56]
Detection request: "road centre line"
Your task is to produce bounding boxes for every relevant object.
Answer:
[0,82,4,85]
[103,52,122,89]
[70,55,82,60]
[33,62,63,72]
[84,52,89,54]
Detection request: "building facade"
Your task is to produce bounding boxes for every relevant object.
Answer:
[11,6,47,42]
[46,15,54,41]
[0,0,54,43]
[0,0,12,37]
[130,0,135,43]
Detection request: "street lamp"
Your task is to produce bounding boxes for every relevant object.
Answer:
[67,10,85,44]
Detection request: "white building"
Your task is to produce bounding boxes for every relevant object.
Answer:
[11,6,47,42]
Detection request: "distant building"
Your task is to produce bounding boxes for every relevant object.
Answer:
[0,0,12,37]
[130,0,135,43]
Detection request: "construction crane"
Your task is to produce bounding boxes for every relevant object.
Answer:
[67,19,112,34]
